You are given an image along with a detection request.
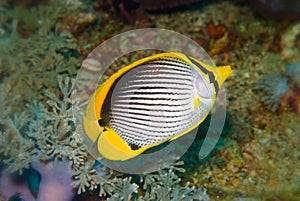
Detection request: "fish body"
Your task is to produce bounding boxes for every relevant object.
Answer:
[83,52,232,161]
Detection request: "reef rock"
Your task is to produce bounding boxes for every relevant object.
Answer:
[249,0,300,20]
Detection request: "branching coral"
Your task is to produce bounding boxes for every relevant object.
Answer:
[0,2,80,115]
[138,168,209,201]
[0,76,77,201]
[0,1,210,200]
[0,75,209,200]
[0,76,98,200]
[0,83,14,121]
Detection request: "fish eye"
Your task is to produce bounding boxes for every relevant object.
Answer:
[194,73,213,99]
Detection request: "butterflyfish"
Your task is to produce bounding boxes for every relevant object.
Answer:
[83,52,232,161]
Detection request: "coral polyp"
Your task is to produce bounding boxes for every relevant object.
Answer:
[285,62,300,114]
[260,74,290,112]
[259,61,300,114]
[285,62,300,88]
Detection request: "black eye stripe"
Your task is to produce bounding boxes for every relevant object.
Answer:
[187,56,219,93]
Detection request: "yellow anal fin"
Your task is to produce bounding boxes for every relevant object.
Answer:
[97,128,146,161]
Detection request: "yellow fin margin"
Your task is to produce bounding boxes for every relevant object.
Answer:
[83,92,102,143]
[98,128,149,161]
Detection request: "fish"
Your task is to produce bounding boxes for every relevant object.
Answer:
[83,52,232,161]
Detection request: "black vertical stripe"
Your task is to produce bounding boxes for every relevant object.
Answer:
[187,56,219,93]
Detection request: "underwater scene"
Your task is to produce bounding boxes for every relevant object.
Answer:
[0,0,299,200]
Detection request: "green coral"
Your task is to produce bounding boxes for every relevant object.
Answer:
[107,177,139,201]
[0,1,80,115]
[0,116,36,174]
[138,168,209,201]
[0,74,209,200]
[0,1,212,200]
